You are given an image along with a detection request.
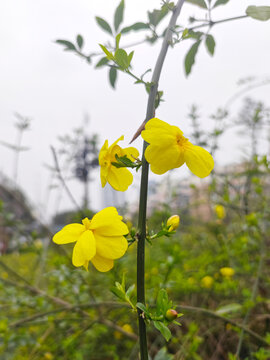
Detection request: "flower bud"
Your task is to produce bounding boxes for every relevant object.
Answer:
[165,309,178,321]
[167,215,180,232]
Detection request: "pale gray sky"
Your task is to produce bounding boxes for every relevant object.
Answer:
[0,0,269,220]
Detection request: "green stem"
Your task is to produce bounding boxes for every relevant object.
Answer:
[136,1,186,359]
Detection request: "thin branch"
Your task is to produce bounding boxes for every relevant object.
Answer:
[50,146,81,211]
[177,304,269,347]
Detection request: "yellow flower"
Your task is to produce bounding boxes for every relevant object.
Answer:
[215,205,226,219]
[141,118,214,177]
[167,215,180,231]
[220,267,235,278]
[99,135,139,191]
[114,324,134,340]
[201,276,214,288]
[52,207,128,272]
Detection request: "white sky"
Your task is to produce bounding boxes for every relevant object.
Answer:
[0,0,269,221]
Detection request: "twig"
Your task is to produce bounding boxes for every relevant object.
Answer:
[50,146,81,211]
[177,304,269,347]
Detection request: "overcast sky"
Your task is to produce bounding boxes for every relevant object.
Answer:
[0,0,269,221]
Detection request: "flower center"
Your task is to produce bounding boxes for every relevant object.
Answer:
[176,134,188,148]
[82,218,91,229]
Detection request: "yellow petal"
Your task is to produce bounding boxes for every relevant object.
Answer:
[108,135,124,153]
[95,233,128,259]
[91,254,114,272]
[99,140,109,164]
[90,207,122,229]
[122,147,139,162]
[184,144,214,178]
[72,230,96,267]
[107,166,133,191]
[100,164,109,188]
[145,144,185,175]
[93,221,128,236]
[142,118,182,145]
[53,224,85,244]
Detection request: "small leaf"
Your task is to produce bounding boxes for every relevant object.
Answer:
[246,6,270,21]
[213,0,230,8]
[147,3,172,27]
[156,289,169,315]
[153,321,172,341]
[55,40,76,52]
[205,34,215,55]
[128,51,134,66]
[99,44,114,60]
[186,0,207,9]
[76,34,83,49]
[95,57,109,68]
[136,302,149,313]
[114,0,125,32]
[111,287,126,301]
[115,33,121,50]
[121,22,149,34]
[126,284,135,298]
[115,48,129,69]
[109,67,117,88]
[95,16,113,35]
[184,40,201,76]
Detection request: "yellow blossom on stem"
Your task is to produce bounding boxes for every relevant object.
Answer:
[215,205,226,219]
[99,135,139,191]
[220,267,235,278]
[52,207,128,272]
[201,276,214,288]
[167,215,180,231]
[141,118,214,177]
[114,324,134,340]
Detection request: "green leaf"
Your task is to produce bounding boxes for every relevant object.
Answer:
[213,0,230,8]
[115,48,129,69]
[126,284,135,298]
[95,57,109,68]
[156,289,170,315]
[153,321,172,341]
[121,22,149,34]
[184,40,201,76]
[111,287,126,301]
[128,51,134,66]
[186,0,207,9]
[115,33,121,50]
[114,0,125,32]
[55,40,76,52]
[205,34,215,55]
[99,44,114,60]
[147,3,173,27]
[95,16,113,35]
[109,67,117,88]
[76,34,83,49]
[246,6,270,21]
[136,302,150,316]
